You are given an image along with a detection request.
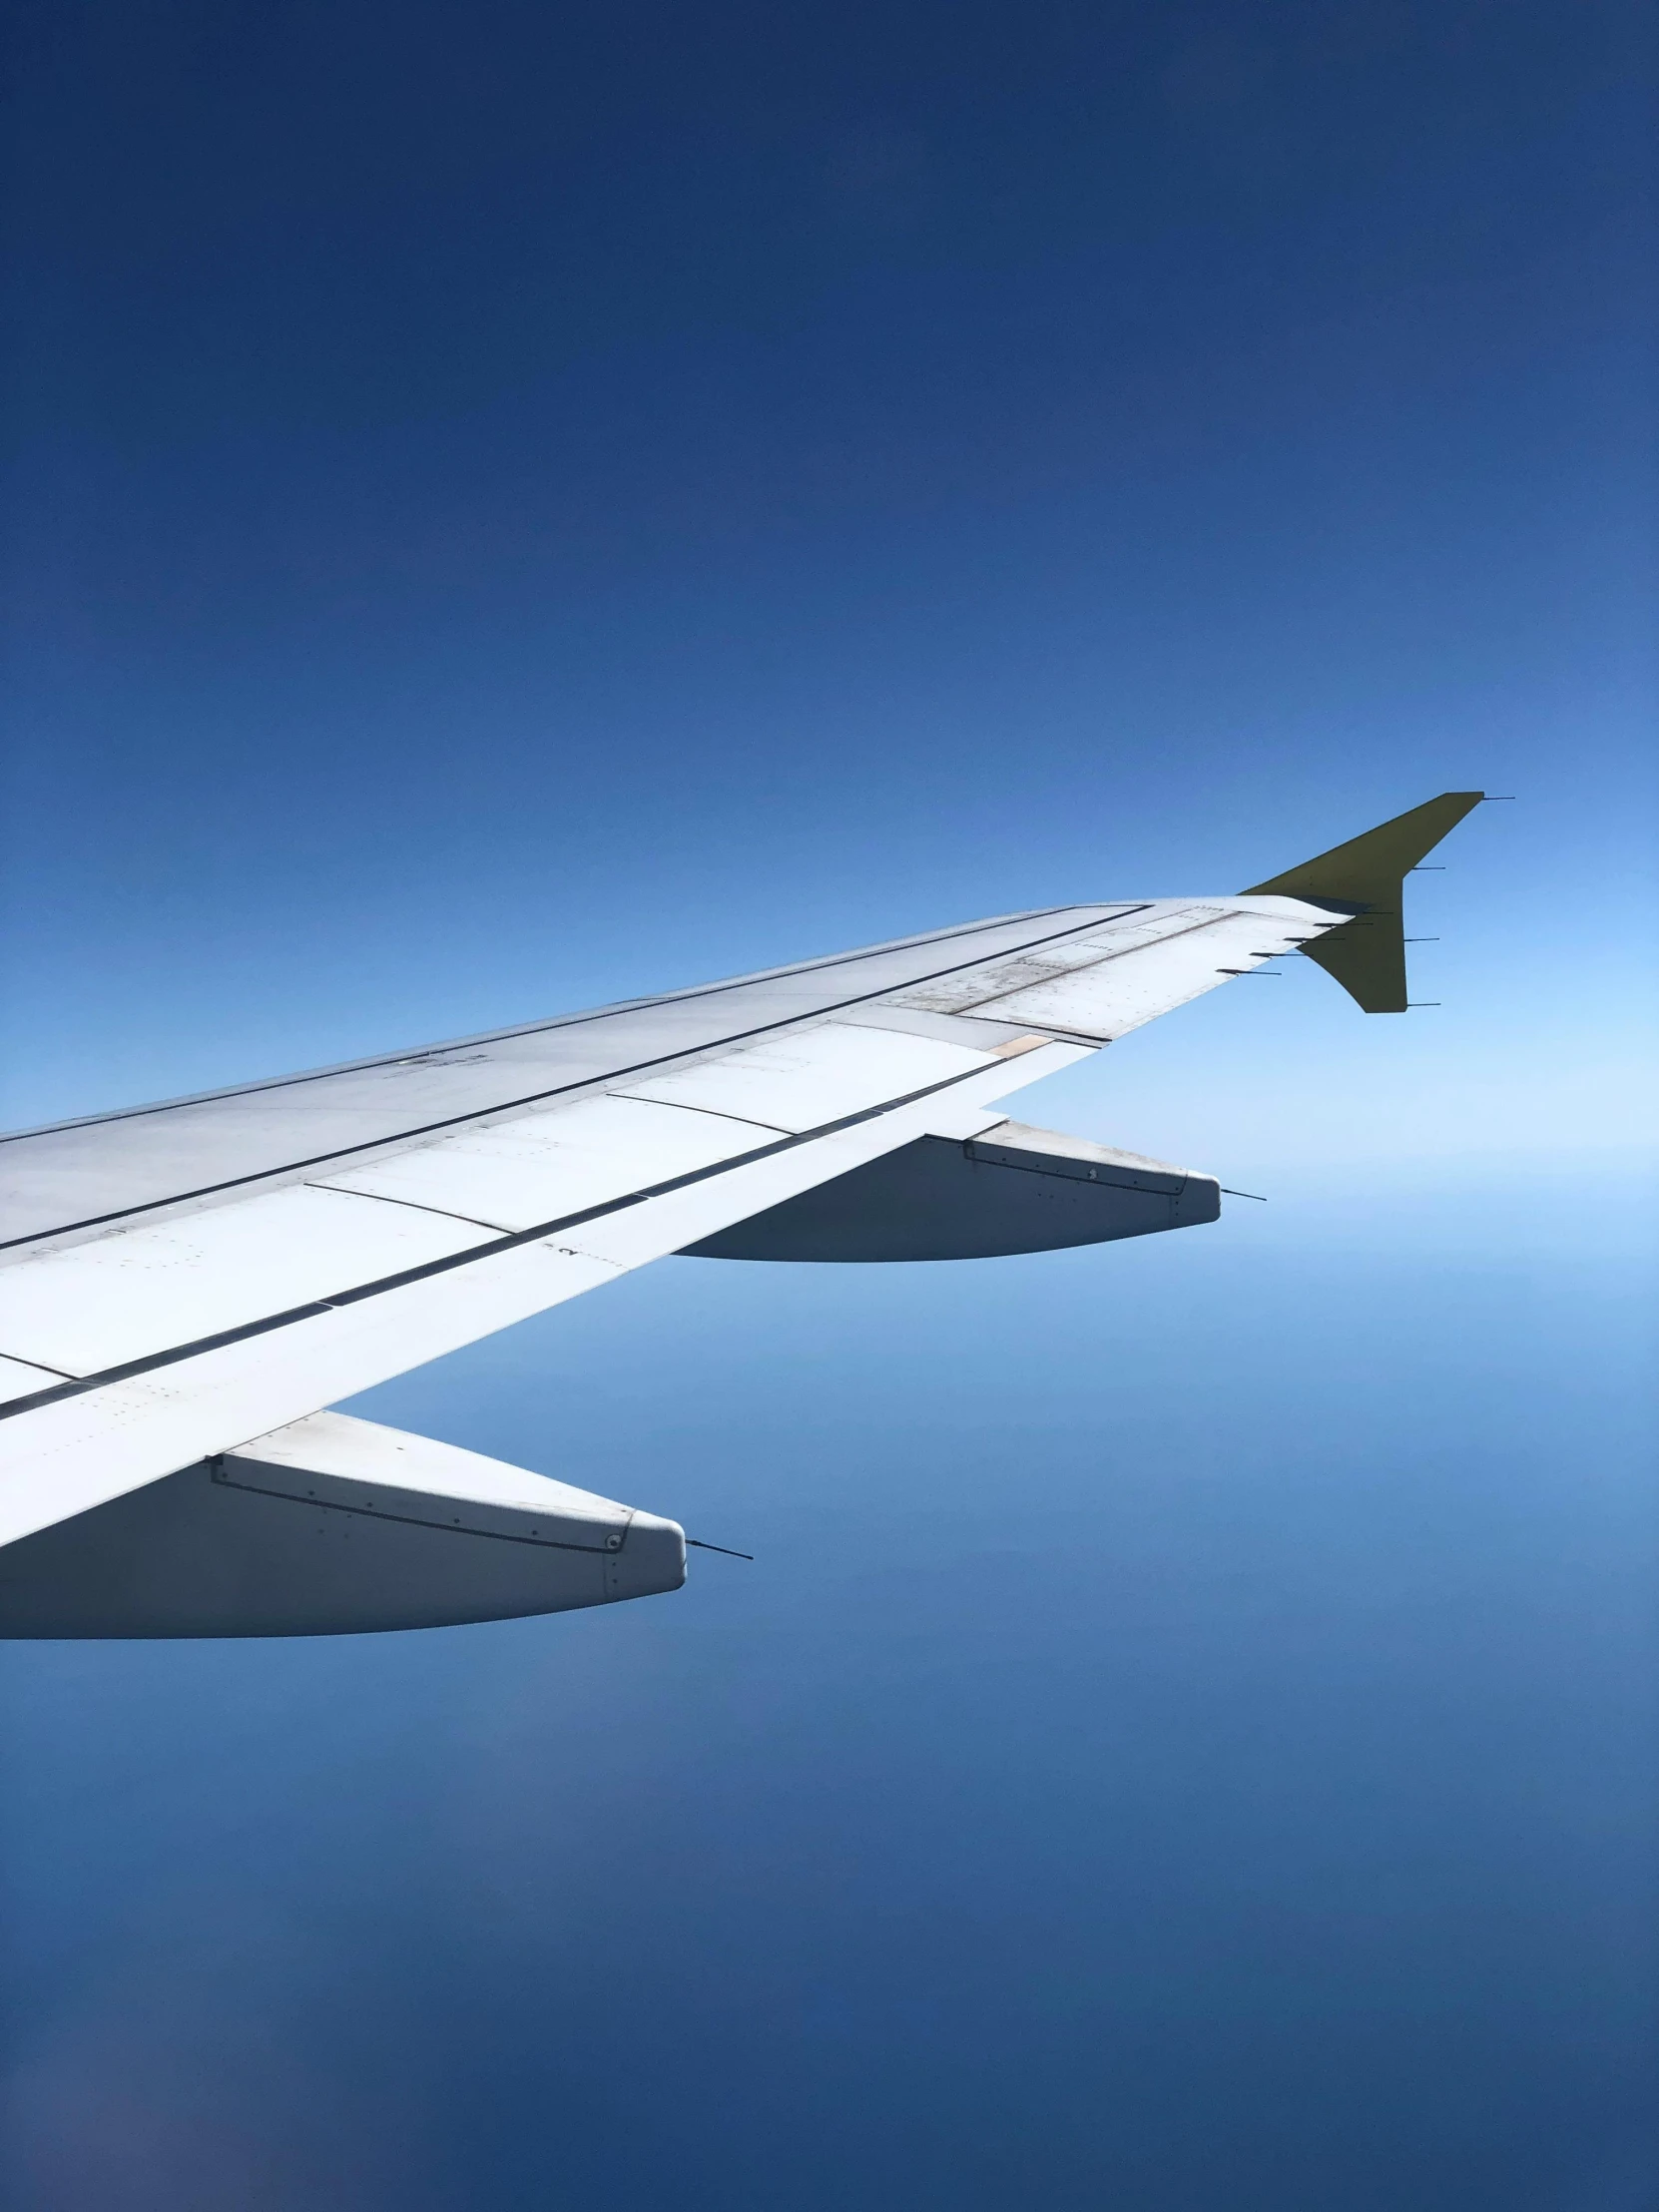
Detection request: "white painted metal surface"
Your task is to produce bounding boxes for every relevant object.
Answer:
[891,901,1315,1038]
[0,1184,494,1378]
[316,1094,766,1230]
[886,904,1199,1014]
[976,908,1304,1037]
[241,1410,643,1529]
[0,1355,69,1406]
[614,1020,995,1132]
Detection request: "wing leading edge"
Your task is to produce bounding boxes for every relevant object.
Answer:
[0,794,1486,1634]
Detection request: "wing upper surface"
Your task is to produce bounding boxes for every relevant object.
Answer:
[0,905,1112,1252]
[0,893,1339,1547]
[884,904,1306,1035]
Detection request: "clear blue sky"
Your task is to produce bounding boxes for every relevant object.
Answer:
[2,5,1655,2207]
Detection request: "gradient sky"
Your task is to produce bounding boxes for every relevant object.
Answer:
[2,5,1656,2208]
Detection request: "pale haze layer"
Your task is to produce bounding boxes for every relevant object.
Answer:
[1,3,1655,2207]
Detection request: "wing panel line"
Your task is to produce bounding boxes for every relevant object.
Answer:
[298,1181,519,1237]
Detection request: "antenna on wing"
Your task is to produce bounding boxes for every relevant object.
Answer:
[687,1537,755,1561]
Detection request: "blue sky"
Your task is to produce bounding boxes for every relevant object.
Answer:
[2,4,1655,2206]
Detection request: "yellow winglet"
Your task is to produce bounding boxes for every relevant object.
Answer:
[1243,792,1485,1013]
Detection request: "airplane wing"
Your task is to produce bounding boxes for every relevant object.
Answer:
[0,794,1485,1636]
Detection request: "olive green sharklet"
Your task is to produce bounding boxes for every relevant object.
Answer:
[1243,791,1485,1014]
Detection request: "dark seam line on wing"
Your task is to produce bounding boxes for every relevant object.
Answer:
[0,1051,1056,1421]
[1,911,1142,1253]
[299,1183,515,1236]
[601,1096,792,1135]
[0,904,1110,1144]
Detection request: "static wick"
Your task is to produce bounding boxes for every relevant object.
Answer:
[1220,1187,1268,1202]
[687,1537,755,1561]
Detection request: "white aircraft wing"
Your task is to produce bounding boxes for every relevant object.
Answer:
[0,794,1484,1636]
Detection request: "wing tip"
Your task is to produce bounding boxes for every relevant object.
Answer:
[1242,792,1490,1014]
